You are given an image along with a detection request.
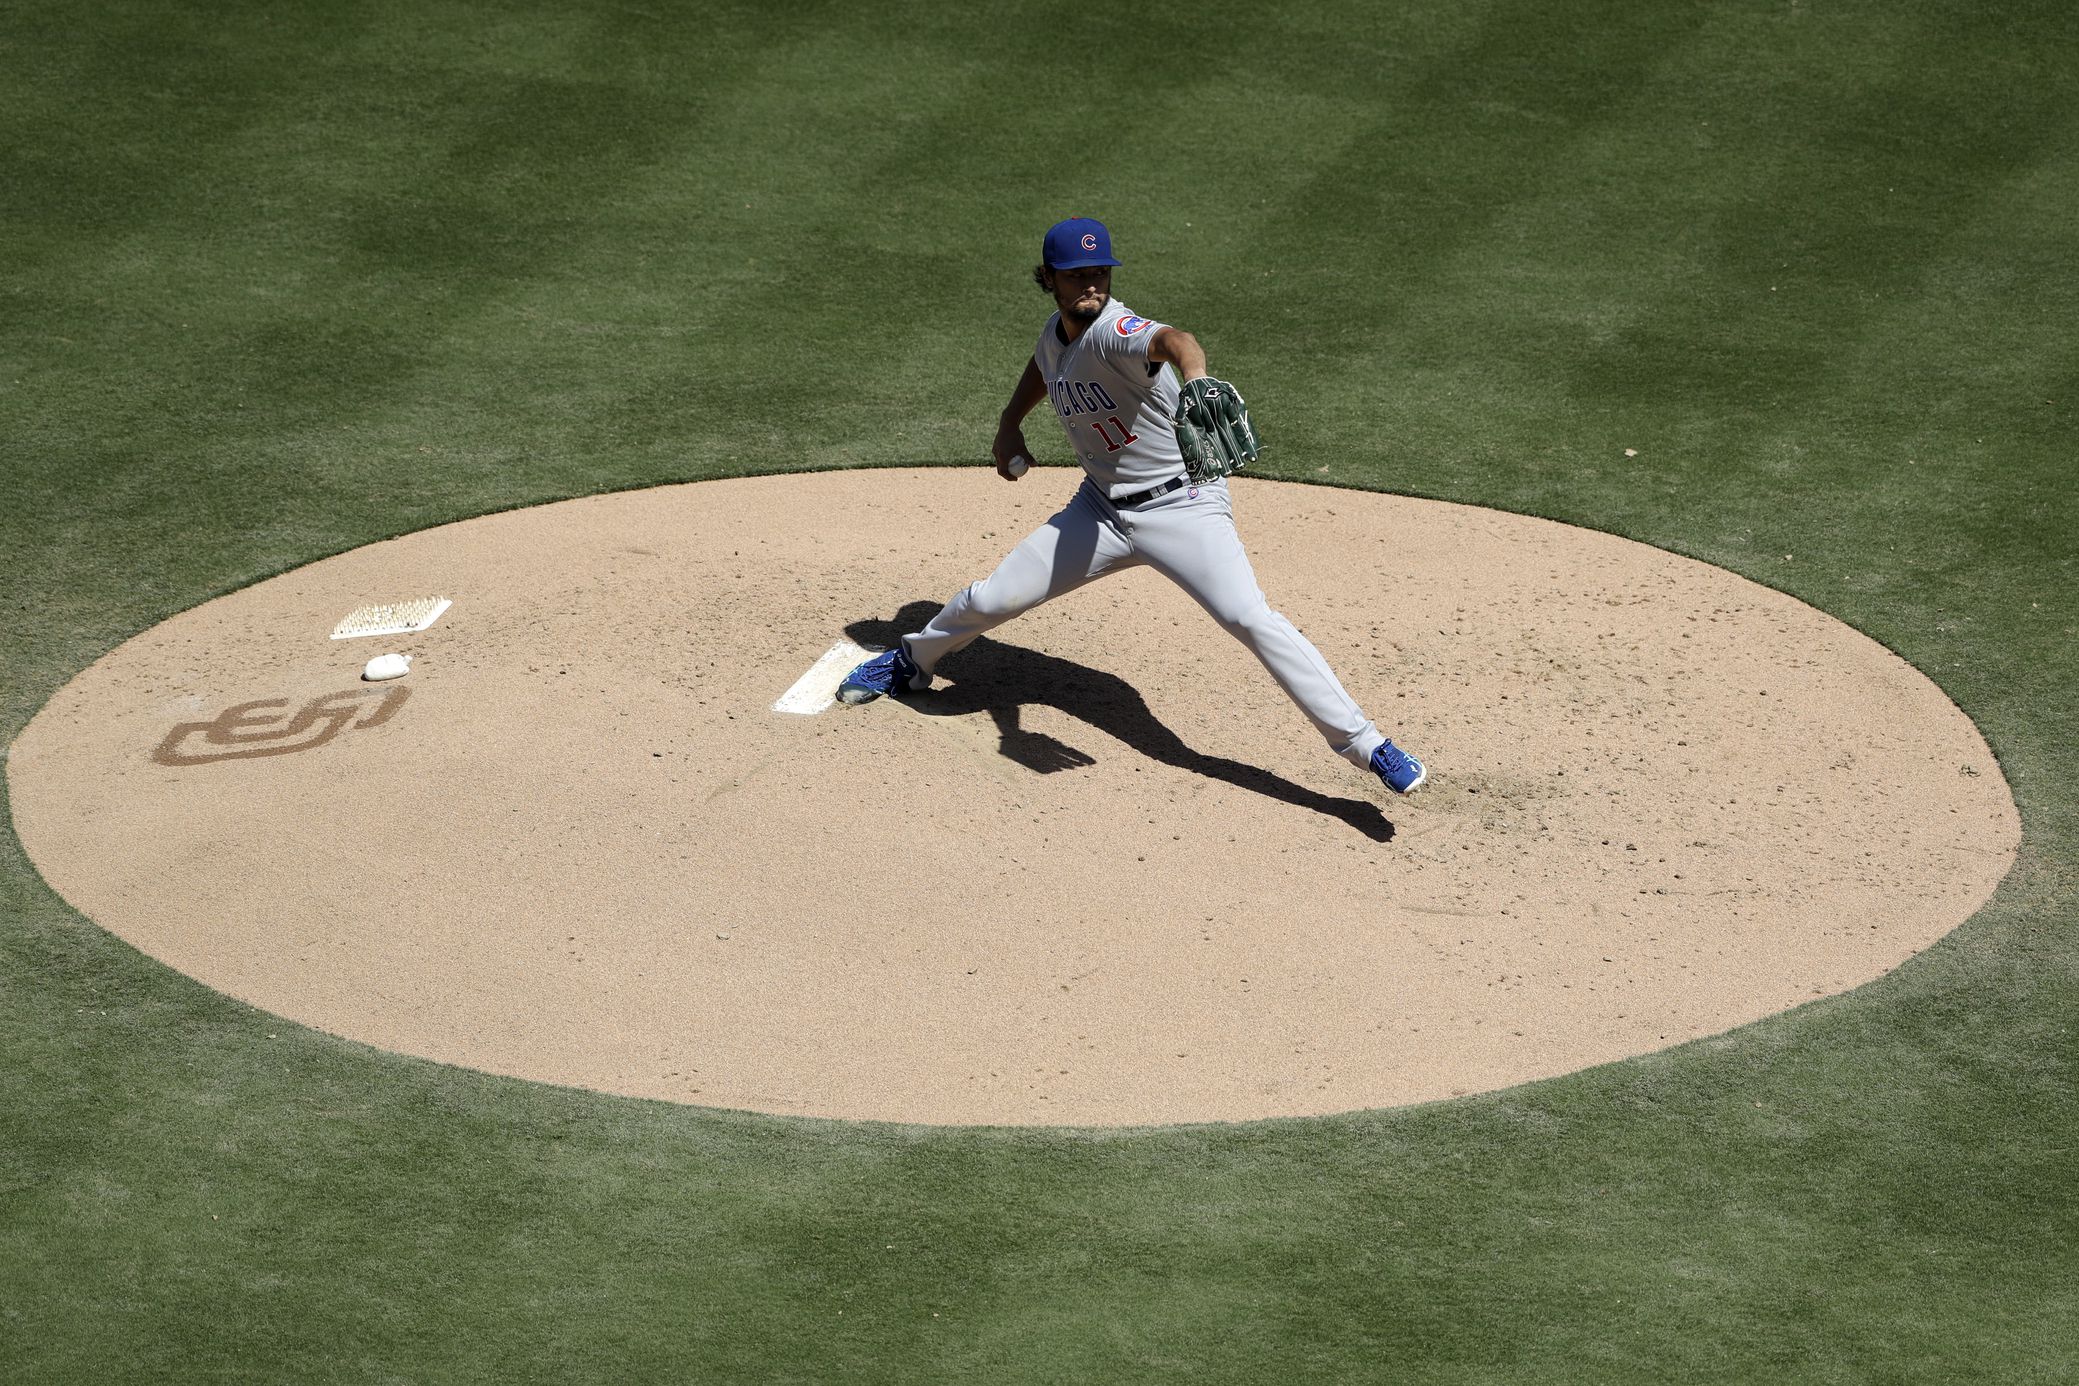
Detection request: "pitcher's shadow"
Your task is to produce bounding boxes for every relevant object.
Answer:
[847,602,1394,843]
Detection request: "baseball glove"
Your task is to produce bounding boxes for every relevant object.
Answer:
[1173,377,1261,483]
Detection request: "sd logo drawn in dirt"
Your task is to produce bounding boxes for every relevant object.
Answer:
[151,686,410,766]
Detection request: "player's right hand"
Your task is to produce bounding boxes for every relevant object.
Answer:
[992,429,1031,480]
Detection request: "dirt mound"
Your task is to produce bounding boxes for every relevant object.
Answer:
[7,470,2019,1125]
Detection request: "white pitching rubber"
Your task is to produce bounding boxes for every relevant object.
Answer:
[332,596,452,640]
[773,641,873,715]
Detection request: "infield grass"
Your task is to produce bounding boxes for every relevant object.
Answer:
[4,1,2075,1381]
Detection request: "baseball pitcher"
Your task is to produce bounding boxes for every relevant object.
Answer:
[837,217,1427,796]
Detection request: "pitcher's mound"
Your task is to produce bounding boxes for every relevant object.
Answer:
[7,469,2018,1126]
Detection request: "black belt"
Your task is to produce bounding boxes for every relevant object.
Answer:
[1109,476,1188,509]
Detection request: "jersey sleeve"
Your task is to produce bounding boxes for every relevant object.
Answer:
[1088,309,1166,369]
[1033,313,1063,374]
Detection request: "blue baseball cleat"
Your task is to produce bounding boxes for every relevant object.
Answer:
[1370,739,1427,795]
[836,643,929,704]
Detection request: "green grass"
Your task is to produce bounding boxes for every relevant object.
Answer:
[5,0,2076,1380]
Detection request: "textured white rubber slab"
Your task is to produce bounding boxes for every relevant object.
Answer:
[331,596,451,640]
[772,640,871,715]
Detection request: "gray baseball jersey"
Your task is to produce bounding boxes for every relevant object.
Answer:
[1033,298,1185,496]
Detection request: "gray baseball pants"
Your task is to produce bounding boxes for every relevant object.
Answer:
[902,477,1386,768]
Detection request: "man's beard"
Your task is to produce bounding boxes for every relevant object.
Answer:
[1063,298,1103,325]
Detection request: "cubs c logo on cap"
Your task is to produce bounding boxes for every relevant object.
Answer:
[1043,216,1122,269]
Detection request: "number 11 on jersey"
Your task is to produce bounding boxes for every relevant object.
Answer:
[1090,415,1140,452]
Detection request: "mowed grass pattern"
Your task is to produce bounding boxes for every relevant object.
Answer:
[4,1,2075,1381]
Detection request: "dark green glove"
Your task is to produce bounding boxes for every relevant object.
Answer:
[1173,376,1261,482]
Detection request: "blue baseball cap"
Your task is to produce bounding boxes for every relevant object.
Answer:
[1042,216,1122,269]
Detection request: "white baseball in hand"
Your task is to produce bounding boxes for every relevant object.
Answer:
[1005,454,1030,478]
